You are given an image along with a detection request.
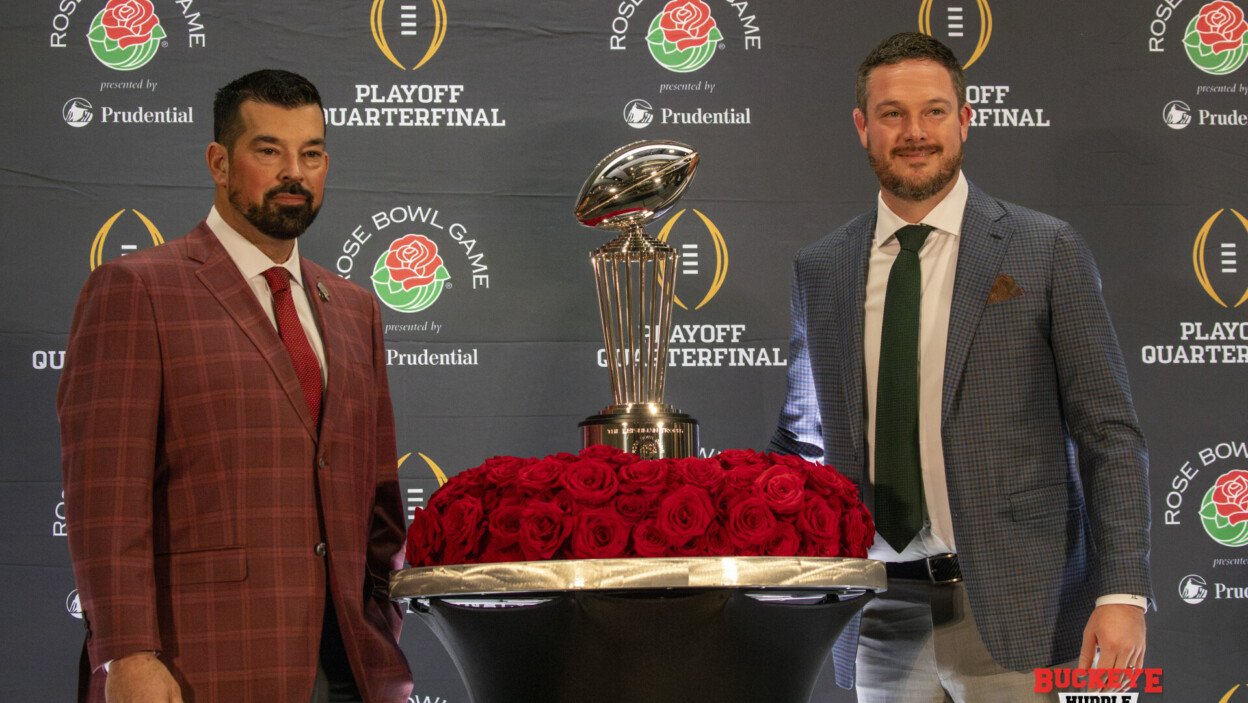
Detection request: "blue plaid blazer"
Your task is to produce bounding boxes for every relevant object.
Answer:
[768,183,1152,688]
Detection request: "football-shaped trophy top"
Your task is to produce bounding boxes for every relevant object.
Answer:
[575,140,699,231]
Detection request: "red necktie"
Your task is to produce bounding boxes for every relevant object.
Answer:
[262,267,322,426]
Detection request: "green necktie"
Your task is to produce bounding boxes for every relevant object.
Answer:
[875,223,933,552]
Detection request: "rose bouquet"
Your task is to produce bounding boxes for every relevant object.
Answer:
[405,445,874,566]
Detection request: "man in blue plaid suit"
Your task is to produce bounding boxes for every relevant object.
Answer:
[768,33,1152,700]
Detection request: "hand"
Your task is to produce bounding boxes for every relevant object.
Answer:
[1078,603,1146,692]
[105,651,183,703]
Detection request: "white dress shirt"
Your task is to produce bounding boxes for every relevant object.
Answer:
[860,174,1144,610]
[207,207,327,383]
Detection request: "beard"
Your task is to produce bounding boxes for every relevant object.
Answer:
[228,181,320,240]
[868,140,963,203]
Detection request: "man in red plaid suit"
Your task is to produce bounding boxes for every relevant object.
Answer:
[59,69,413,703]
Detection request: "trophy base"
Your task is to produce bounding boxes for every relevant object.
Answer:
[580,404,699,460]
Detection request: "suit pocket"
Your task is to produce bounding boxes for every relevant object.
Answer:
[155,545,247,586]
[1008,482,1076,521]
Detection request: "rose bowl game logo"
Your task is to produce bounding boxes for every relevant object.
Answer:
[647,0,723,73]
[1200,469,1248,546]
[87,0,166,71]
[1184,1,1248,74]
[373,234,451,313]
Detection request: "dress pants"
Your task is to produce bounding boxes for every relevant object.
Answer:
[310,592,363,703]
[854,579,1073,702]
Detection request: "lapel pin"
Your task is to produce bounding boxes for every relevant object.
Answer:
[317,282,330,302]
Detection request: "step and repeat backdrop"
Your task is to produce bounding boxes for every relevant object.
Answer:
[2,1,1247,700]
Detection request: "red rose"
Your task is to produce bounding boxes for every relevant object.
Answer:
[618,458,671,494]
[517,457,564,495]
[1211,470,1248,525]
[803,462,858,504]
[764,522,801,557]
[1196,1,1248,54]
[405,507,442,567]
[727,496,777,551]
[559,458,620,504]
[673,456,726,493]
[716,448,763,469]
[101,0,160,49]
[568,508,632,559]
[755,466,807,514]
[704,519,732,556]
[615,492,656,522]
[672,531,711,556]
[580,444,634,467]
[440,497,486,564]
[487,502,526,546]
[657,485,715,542]
[427,475,475,514]
[519,501,571,561]
[797,497,842,556]
[658,0,719,51]
[840,505,876,558]
[631,519,670,557]
[481,455,527,488]
[385,234,445,291]
[478,542,524,564]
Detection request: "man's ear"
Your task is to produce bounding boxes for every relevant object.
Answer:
[206,142,229,187]
[853,109,869,149]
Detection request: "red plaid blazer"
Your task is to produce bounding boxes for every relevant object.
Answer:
[59,221,413,702]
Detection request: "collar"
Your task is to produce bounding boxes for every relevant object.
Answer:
[206,206,305,287]
[873,171,969,246]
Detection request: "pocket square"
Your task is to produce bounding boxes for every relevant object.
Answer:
[987,274,1024,304]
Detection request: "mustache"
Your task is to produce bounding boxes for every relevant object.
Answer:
[264,182,314,202]
[892,145,941,157]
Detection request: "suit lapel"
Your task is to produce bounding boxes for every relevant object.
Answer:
[188,223,319,439]
[303,265,343,438]
[941,185,1011,423]
[806,212,874,486]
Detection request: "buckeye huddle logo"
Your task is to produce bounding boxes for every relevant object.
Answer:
[88,0,166,71]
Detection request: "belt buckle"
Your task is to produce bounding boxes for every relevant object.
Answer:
[925,553,962,585]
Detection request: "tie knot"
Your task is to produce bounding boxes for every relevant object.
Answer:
[262,266,291,294]
[895,224,933,253]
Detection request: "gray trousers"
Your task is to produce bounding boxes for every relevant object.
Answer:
[854,579,1074,702]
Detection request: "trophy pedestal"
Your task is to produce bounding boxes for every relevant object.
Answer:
[580,403,699,459]
[392,557,885,703]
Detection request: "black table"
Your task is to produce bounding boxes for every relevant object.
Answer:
[391,557,886,703]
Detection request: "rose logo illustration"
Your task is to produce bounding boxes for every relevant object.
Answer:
[372,234,450,313]
[87,0,166,71]
[1184,1,1248,75]
[646,0,723,73]
[1200,469,1248,547]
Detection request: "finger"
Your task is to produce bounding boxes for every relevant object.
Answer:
[1077,628,1097,670]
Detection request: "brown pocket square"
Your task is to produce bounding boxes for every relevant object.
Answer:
[987,274,1024,304]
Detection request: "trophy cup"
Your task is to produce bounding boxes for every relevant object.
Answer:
[575,140,700,460]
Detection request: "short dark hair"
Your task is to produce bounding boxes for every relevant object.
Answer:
[855,32,965,114]
[213,69,323,151]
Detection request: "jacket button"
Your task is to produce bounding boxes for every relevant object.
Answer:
[318,455,327,469]
[314,542,327,557]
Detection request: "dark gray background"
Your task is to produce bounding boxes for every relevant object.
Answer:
[3,1,1246,701]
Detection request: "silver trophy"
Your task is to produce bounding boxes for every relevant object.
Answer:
[575,140,700,460]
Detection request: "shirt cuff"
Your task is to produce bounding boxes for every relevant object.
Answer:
[1095,594,1149,611]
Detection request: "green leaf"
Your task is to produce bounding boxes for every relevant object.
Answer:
[87,23,109,41]
[708,26,723,43]
[647,25,666,44]
[150,23,166,41]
